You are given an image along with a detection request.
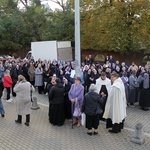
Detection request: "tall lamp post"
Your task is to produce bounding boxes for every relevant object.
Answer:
[75,0,81,76]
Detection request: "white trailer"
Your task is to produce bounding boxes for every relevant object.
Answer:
[26,41,73,61]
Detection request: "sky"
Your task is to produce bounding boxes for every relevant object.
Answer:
[41,0,66,10]
[18,0,65,10]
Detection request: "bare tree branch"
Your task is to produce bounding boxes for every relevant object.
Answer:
[50,0,65,11]
[19,0,28,8]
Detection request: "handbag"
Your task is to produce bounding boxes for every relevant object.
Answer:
[73,100,81,117]
[95,106,103,115]
[81,113,86,127]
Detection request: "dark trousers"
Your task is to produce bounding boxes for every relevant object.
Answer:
[106,118,124,133]
[38,86,43,94]
[6,87,11,100]
[86,115,99,130]
[30,81,35,86]
[12,83,16,97]
[18,114,30,123]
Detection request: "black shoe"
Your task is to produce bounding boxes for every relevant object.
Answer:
[142,108,149,111]
[57,124,63,127]
[109,130,118,133]
[1,114,5,117]
[25,122,29,126]
[93,132,98,135]
[87,132,92,136]
[15,120,22,124]
[100,118,106,121]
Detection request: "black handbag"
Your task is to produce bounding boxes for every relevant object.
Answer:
[95,106,103,115]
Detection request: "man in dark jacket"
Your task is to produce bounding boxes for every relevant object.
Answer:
[48,78,65,126]
[0,77,5,117]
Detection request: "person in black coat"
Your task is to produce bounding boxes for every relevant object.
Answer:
[63,77,72,119]
[82,84,105,135]
[0,77,5,117]
[48,78,65,126]
[46,76,56,95]
[43,66,50,94]
[22,63,29,82]
[10,65,22,97]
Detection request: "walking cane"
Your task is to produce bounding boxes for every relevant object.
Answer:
[71,103,74,129]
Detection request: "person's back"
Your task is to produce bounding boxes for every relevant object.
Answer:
[84,92,100,116]
[14,75,35,126]
[49,83,64,104]
[15,81,31,101]
[129,74,139,89]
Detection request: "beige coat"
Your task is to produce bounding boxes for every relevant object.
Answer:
[14,81,35,115]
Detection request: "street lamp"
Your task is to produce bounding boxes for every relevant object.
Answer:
[75,0,81,76]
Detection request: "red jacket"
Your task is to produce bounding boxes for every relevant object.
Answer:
[3,75,13,88]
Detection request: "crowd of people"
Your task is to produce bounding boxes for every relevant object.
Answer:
[0,54,150,134]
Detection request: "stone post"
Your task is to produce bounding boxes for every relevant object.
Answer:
[131,123,145,144]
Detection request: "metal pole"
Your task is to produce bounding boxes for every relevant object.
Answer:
[75,0,81,77]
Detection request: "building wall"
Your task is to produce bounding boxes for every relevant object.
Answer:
[81,50,145,66]
[0,49,145,66]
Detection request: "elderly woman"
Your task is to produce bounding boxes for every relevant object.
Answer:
[35,63,44,94]
[128,70,139,107]
[68,77,84,127]
[138,72,150,111]
[14,75,35,126]
[121,72,129,103]
[82,84,105,135]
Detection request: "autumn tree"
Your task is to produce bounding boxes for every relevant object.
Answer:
[80,0,150,54]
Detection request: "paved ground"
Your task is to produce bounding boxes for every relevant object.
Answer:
[0,89,150,150]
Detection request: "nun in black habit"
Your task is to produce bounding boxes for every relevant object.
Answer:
[48,78,65,126]
[138,72,150,111]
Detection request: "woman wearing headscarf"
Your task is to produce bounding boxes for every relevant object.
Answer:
[47,76,56,94]
[68,77,84,127]
[14,75,35,126]
[128,70,139,107]
[35,63,44,94]
[121,71,129,104]
[49,78,65,126]
[138,71,150,111]
[82,84,105,135]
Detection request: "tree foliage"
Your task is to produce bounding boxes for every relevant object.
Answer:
[0,0,149,54]
[0,0,74,52]
[81,0,150,54]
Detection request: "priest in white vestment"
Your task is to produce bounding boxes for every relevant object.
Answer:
[103,72,127,133]
[95,72,111,95]
[95,72,111,117]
